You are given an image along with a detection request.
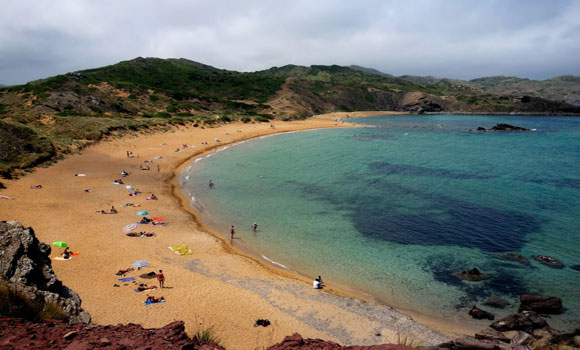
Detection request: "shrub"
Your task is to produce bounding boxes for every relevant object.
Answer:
[154,112,172,119]
[255,116,270,123]
[149,94,159,102]
[241,117,251,123]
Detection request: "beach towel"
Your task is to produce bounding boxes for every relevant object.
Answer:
[53,257,71,261]
[0,196,13,200]
[169,245,192,256]
[144,299,166,306]
[119,277,135,282]
[75,174,86,176]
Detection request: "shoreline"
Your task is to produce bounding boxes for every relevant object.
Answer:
[0,111,480,348]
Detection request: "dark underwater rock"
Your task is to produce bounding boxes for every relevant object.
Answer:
[532,255,564,268]
[495,253,530,266]
[483,297,511,309]
[454,267,490,281]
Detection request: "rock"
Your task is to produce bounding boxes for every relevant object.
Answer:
[454,337,509,350]
[495,253,530,266]
[63,331,78,340]
[518,295,562,314]
[490,123,530,131]
[474,328,510,343]
[531,255,564,268]
[469,306,495,320]
[482,297,510,309]
[454,268,490,281]
[570,265,580,271]
[476,127,486,131]
[490,311,547,333]
[266,333,415,350]
[0,318,219,350]
[0,221,90,323]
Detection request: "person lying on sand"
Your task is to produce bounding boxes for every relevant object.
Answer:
[30,185,43,189]
[137,284,157,292]
[121,171,130,177]
[84,189,93,193]
[113,179,124,185]
[140,165,151,171]
[126,232,155,237]
[115,268,134,276]
[140,217,152,224]
[145,295,165,303]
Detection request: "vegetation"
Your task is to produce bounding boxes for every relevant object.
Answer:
[0,281,67,321]
[0,57,578,177]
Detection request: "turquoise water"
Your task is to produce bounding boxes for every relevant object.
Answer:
[181,114,580,328]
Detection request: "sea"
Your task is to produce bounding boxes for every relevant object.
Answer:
[180,114,580,329]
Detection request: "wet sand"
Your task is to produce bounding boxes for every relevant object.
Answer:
[0,112,479,349]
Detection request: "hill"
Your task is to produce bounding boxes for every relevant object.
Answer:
[1,57,580,176]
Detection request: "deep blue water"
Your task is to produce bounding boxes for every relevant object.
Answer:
[181,114,580,328]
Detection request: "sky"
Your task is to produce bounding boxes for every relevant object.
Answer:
[1,0,579,85]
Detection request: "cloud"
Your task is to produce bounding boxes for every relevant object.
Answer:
[0,0,579,85]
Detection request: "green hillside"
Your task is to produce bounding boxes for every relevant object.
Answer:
[1,57,579,177]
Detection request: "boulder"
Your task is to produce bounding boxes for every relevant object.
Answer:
[474,328,510,343]
[453,337,509,350]
[518,295,562,314]
[0,221,90,323]
[454,268,490,281]
[490,311,547,333]
[570,265,580,271]
[266,333,415,350]
[531,255,564,268]
[468,306,495,320]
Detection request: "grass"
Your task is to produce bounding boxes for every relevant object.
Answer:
[191,316,221,345]
[395,332,423,348]
[0,281,67,321]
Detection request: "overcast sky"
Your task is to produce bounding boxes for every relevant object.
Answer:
[1,0,579,85]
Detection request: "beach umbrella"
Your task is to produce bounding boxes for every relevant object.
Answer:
[152,217,165,222]
[53,241,68,248]
[123,223,138,232]
[137,210,149,215]
[131,260,150,268]
[126,185,135,191]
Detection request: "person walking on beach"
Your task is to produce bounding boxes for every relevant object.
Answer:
[230,225,235,238]
[252,222,258,232]
[157,165,160,172]
[156,270,165,288]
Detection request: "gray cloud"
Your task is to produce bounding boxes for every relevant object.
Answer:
[1,0,579,85]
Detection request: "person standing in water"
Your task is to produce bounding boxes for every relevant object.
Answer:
[252,222,258,232]
[209,179,214,188]
[230,225,235,238]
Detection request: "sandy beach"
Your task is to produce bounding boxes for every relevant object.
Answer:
[0,112,478,349]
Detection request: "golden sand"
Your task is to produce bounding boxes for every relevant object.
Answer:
[0,112,480,349]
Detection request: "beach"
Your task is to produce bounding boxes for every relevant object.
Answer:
[0,112,476,349]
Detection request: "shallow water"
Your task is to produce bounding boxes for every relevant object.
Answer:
[181,114,580,329]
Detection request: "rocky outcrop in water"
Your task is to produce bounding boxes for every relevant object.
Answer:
[532,255,564,268]
[0,221,90,323]
[476,124,531,131]
[266,333,414,350]
[0,318,224,350]
[468,306,495,320]
[518,295,563,314]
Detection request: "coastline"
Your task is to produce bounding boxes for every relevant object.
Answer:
[0,111,479,349]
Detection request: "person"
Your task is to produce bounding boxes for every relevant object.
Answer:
[121,170,129,177]
[145,295,165,303]
[84,189,93,193]
[137,284,157,291]
[157,165,160,172]
[208,179,214,188]
[140,217,152,224]
[156,270,165,288]
[63,247,71,260]
[150,193,157,200]
[30,185,43,189]
[110,206,118,214]
[313,278,321,289]
[230,225,235,238]
[252,222,258,232]
[316,275,323,285]
[116,268,134,276]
